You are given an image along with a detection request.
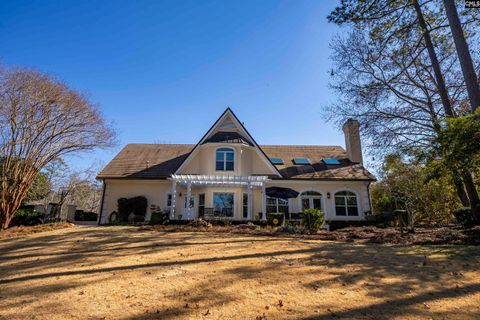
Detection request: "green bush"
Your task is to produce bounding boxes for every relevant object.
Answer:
[150,210,169,225]
[74,210,98,221]
[267,212,285,227]
[12,209,45,226]
[453,207,474,228]
[301,208,324,234]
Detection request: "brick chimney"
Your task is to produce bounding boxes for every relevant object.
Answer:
[342,119,363,164]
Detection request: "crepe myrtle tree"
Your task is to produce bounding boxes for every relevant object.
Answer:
[0,66,116,229]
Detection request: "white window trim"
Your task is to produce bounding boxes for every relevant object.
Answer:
[332,189,360,218]
[166,193,172,208]
[299,190,324,212]
[266,196,289,213]
[212,192,235,217]
[214,146,235,172]
[242,192,249,218]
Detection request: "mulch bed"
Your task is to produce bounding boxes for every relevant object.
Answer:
[0,222,74,239]
[142,223,480,245]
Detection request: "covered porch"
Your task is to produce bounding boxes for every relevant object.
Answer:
[169,174,269,221]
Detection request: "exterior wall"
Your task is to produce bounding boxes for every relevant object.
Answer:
[100,178,371,223]
[180,143,275,176]
[100,179,171,224]
[267,180,371,221]
[173,186,263,220]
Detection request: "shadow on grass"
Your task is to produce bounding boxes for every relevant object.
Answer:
[0,226,479,319]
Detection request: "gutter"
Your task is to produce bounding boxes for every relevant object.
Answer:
[98,179,107,225]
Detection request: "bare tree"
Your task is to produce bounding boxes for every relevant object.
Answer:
[0,66,116,229]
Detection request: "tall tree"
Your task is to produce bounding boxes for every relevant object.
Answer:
[443,0,480,112]
[327,0,480,212]
[0,66,116,229]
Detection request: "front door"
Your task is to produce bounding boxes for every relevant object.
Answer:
[182,194,196,219]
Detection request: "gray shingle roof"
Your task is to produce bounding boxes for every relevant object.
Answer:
[97,144,375,181]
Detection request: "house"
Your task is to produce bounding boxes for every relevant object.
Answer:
[97,108,375,224]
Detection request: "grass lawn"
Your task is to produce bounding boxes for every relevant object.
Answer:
[0,226,479,320]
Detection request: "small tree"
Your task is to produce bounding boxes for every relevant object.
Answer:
[301,209,324,234]
[0,66,115,229]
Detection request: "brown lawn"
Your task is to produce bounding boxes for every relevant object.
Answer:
[0,226,479,320]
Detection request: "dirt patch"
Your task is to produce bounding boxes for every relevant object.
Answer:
[144,224,480,245]
[0,222,74,239]
[0,226,479,320]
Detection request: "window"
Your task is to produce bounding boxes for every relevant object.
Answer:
[323,158,340,165]
[184,195,194,209]
[266,197,289,214]
[334,191,358,216]
[216,147,234,171]
[300,191,322,211]
[198,193,205,217]
[293,158,310,165]
[270,158,284,165]
[167,194,172,207]
[213,193,234,217]
[243,193,248,218]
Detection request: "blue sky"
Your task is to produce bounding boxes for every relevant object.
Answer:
[0,0,345,171]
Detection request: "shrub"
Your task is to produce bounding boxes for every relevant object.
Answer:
[11,209,45,226]
[150,210,169,225]
[117,198,129,221]
[453,207,475,228]
[117,196,148,222]
[267,212,285,227]
[301,208,324,234]
[74,210,98,221]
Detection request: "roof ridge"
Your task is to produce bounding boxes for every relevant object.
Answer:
[260,144,344,148]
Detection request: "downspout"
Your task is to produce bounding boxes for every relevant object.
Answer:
[98,179,107,225]
[367,182,373,215]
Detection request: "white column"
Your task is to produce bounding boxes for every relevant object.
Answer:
[170,180,177,220]
[248,184,253,220]
[186,181,192,220]
[261,184,267,220]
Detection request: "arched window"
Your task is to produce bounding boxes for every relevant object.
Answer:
[301,191,322,211]
[215,147,234,171]
[334,191,358,216]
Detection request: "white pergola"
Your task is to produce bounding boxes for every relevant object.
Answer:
[169,174,270,220]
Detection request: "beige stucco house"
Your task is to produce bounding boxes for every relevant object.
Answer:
[97,108,375,224]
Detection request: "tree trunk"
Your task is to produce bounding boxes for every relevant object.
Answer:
[412,0,454,117]
[443,0,480,112]
[452,174,470,207]
[463,172,480,220]
[413,0,479,219]
[0,205,16,230]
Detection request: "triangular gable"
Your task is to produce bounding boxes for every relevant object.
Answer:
[175,108,282,177]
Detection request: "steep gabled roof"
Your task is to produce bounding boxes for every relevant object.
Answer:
[174,108,281,177]
[97,143,376,181]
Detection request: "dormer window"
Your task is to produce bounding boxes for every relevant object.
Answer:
[216,147,234,171]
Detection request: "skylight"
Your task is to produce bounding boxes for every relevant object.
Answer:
[293,158,310,165]
[270,158,284,165]
[323,158,341,165]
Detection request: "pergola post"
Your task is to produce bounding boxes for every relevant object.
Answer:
[170,180,177,220]
[247,183,253,220]
[186,181,192,219]
[261,183,267,220]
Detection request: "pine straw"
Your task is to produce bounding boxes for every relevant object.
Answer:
[142,224,480,245]
[0,222,74,239]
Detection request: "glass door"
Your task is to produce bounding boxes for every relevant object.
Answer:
[198,193,205,217]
